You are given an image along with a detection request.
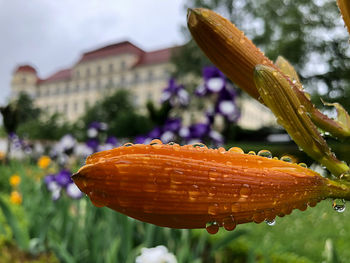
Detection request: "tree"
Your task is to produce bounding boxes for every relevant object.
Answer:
[79,89,153,139]
[173,0,350,111]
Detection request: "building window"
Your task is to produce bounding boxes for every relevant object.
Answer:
[147,92,153,100]
[76,70,80,78]
[163,69,170,79]
[36,89,41,97]
[148,70,154,82]
[76,84,80,92]
[120,75,126,86]
[22,77,26,83]
[97,79,101,90]
[97,65,102,75]
[108,78,113,88]
[46,89,50,97]
[133,72,139,84]
[109,63,114,73]
[86,68,90,77]
[86,82,90,91]
[120,60,126,70]
[74,102,78,112]
[56,85,60,95]
[65,84,70,94]
[64,103,68,113]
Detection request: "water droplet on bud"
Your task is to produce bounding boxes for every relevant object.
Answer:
[257,150,272,158]
[280,156,293,163]
[150,139,162,145]
[206,221,219,234]
[332,199,346,213]
[265,219,276,226]
[223,216,236,231]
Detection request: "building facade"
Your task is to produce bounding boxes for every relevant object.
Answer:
[11,41,173,122]
[11,40,276,129]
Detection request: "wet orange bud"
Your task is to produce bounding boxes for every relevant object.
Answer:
[73,141,350,232]
[187,8,276,100]
[338,0,350,36]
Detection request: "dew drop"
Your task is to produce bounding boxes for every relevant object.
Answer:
[208,203,220,215]
[208,186,217,196]
[257,150,272,158]
[248,151,256,155]
[239,184,252,198]
[89,192,106,207]
[332,199,346,213]
[265,219,276,226]
[297,106,305,115]
[298,163,308,168]
[150,139,162,145]
[123,142,133,147]
[223,216,236,231]
[228,147,244,154]
[206,221,219,234]
[218,147,226,154]
[192,143,207,148]
[280,155,293,163]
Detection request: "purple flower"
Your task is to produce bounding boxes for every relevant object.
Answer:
[196,66,226,95]
[55,169,73,187]
[66,183,83,199]
[44,174,56,186]
[163,118,182,133]
[44,170,82,200]
[86,138,99,152]
[87,122,108,138]
[148,127,162,139]
[161,79,189,107]
[215,86,240,122]
[134,135,149,144]
[106,136,118,146]
[189,123,210,139]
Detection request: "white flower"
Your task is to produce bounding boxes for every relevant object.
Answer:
[136,245,177,263]
[207,77,224,92]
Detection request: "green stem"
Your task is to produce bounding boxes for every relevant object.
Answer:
[326,179,350,201]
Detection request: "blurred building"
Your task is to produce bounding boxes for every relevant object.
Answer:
[11,40,276,129]
[11,41,173,122]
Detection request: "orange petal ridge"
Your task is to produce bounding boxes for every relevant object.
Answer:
[73,141,339,231]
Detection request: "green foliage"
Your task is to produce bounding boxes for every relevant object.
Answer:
[146,100,172,126]
[79,89,153,138]
[17,113,73,141]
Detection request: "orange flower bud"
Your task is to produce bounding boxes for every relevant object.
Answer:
[73,141,350,233]
[187,8,276,100]
[338,0,350,36]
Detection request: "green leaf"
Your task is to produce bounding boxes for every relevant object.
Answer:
[0,196,30,251]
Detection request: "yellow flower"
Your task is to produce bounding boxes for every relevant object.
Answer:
[38,155,51,169]
[9,174,21,187]
[10,191,22,205]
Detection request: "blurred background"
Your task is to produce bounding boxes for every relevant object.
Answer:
[0,0,350,262]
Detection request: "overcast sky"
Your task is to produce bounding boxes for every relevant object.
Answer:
[0,0,187,105]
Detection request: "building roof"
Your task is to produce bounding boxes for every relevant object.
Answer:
[38,69,71,84]
[16,41,176,85]
[133,47,174,67]
[78,41,145,63]
[15,65,37,74]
